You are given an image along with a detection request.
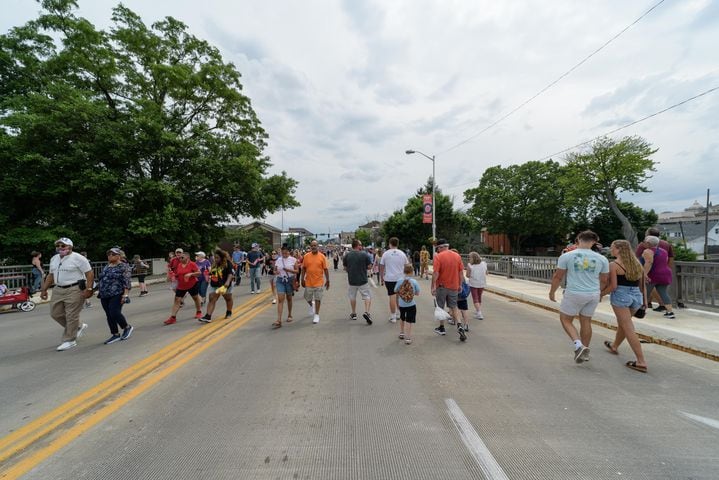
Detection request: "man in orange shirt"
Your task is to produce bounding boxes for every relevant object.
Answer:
[300,240,330,324]
[431,239,466,341]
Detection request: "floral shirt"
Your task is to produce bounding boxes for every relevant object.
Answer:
[98,262,131,299]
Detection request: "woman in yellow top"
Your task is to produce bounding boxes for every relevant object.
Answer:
[419,245,430,280]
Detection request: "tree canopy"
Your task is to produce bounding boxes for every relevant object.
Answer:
[0,0,298,262]
[464,160,572,253]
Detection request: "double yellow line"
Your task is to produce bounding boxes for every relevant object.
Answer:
[0,292,272,479]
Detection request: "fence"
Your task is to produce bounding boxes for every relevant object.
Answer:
[0,260,157,291]
[461,255,719,313]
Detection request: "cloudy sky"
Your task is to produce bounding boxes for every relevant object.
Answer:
[4,0,718,236]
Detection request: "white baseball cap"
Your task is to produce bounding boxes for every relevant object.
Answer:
[55,237,73,247]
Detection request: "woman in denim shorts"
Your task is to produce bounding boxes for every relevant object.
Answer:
[601,240,648,373]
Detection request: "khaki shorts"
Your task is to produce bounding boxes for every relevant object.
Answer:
[348,283,372,301]
[304,286,324,302]
[560,291,600,317]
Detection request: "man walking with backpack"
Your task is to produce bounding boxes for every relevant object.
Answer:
[395,264,420,344]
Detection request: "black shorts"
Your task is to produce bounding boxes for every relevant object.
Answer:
[137,275,146,283]
[457,298,468,311]
[399,305,417,323]
[385,281,397,296]
[175,284,200,298]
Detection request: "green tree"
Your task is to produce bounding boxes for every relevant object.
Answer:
[563,136,657,248]
[464,160,571,254]
[381,179,470,253]
[0,0,298,262]
[570,201,658,247]
[354,229,371,245]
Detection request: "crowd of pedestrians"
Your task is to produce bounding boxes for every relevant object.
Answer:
[31,227,677,372]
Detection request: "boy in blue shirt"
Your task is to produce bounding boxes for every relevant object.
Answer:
[394,264,420,345]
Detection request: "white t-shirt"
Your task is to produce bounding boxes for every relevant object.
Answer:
[380,248,408,282]
[274,255,298,279]
[467,262,487,288]
[49,252,92,286]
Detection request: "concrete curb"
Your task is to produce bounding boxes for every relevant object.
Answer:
[486,285,719,362]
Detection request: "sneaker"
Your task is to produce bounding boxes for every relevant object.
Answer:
[653,305,667,312]
[405,338,412,345]
[84,302,92,308]
[574,346,588,363]
[312,314,320,324]
[581,347,590,362]
[104,334,121,345]
[250,290,256,294]
[434,326,446,336]
[194,311,203,319]
[447,318,456,325]
[255,289,261,294]
[164,316,177,325]
[399,332,405,340]
[272,298,277,304]
[76,323,88,338]
[309,305,315,316]
[664,311,676,319]
[389,316,397,323]
[476,312,484,320]
[199,314,212,323]
[464,324,470,332]
[225,310,232,319]
[458,324,467,342]
[56,340,77,351]
[363,312,373,325]
[139,291,148,297]
[120,325,134,340]
[350,313,357,321]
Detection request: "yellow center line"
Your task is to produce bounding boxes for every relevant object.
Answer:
[1,298,272,479]
[0,292,271,466]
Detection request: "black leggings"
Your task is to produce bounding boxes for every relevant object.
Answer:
[101,295,128,334]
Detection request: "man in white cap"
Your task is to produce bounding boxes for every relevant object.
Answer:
[40,237,95,351]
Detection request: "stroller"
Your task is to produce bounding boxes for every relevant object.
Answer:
[0,275,36,312]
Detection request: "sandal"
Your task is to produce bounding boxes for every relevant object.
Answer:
[286,316,293,323]
[625,360,647,373]
[604,341,618,355]
[271,321,282,329]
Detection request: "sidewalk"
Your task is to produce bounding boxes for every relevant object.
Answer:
[485,274,719,362]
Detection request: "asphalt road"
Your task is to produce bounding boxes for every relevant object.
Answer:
[2,269,718,479]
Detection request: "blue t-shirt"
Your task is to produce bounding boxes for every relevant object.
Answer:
[394,276,420,307]
[232,251,242,264]
[247,250,263,268]
[557,249,609,294]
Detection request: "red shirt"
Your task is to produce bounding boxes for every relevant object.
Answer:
[433,249,464,291]
[175,261,199,290]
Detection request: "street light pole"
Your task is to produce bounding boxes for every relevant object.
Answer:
[405,149,436,256]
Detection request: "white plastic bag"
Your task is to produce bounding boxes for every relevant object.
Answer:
[434,304,451,322]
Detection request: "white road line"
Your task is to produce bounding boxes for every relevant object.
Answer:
[445,398,510,480]
[679,411,719,430]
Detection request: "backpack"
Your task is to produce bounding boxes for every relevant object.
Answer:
[397,279,415,303]
[459,281,470,300]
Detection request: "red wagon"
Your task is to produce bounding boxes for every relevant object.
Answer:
[0,276,36,312]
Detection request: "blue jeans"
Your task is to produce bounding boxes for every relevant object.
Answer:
[31,267,42,294]
[100,295,128,335]
[197,277,208,299]
[249,267,261,291]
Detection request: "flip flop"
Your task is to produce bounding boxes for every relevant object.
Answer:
[625,361,647,373]
[604,340,618,355]
[271,322,282,329]
[286,316,293,323]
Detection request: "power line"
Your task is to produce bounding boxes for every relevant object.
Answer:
[443,85,719,192]
[438,0,666,155]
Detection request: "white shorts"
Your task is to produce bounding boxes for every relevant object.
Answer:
[348,283,371,301]
[560,291,600,317]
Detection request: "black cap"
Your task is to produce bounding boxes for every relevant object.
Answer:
[436,238,449,247]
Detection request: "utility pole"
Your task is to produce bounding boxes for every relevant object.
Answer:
[705,188,710,260]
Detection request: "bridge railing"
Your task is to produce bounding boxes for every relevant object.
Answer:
[0,260,158,290]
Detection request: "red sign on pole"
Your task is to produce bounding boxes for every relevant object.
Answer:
[422,194,433,224]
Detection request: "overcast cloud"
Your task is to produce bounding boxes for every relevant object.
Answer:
[3,0,717,236]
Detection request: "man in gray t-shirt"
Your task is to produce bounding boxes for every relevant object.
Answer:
[343,239,373,324]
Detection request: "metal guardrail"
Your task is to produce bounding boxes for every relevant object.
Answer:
[0,260,155,290]
[675,261,719,311]
[461,255,719,312]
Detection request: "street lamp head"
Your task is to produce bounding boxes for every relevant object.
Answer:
[405,150,415,155]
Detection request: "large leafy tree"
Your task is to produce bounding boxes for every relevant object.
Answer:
[563,136,657,248]
[382,178,476,254]
[464,160,572,254]
[571,200,658,248]
[0,0,298,262]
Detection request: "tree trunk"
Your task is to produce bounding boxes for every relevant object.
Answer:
[604,188,638,248]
